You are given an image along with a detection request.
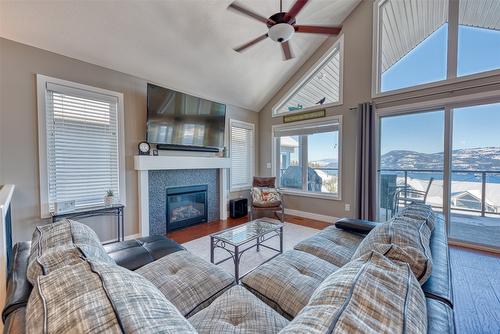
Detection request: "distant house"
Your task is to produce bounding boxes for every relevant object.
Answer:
[279,137,299,172]
[451,190,498,213]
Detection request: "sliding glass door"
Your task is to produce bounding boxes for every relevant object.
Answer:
[449,102,500,249]
[378,110,445,221]
[377,102,500,251]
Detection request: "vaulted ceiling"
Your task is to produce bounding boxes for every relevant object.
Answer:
[0,0,360,111]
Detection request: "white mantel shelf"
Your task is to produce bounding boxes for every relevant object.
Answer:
[134,155,231,171]
[134,155,230,237]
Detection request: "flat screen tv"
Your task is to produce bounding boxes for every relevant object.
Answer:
[147,83,226,151]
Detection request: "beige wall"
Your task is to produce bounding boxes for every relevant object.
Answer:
[258,1,372,219]
[0,37,258,242]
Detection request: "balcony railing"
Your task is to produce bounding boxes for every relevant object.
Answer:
[279,167,339,178]
[378,168,500,217]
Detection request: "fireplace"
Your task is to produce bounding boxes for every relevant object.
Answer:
[166,184,208,231]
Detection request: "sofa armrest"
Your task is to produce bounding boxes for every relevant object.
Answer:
[335,218,378,234]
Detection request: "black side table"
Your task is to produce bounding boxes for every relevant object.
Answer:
[51,204,125,244]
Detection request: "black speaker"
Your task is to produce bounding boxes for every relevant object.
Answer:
[229,198,248,219]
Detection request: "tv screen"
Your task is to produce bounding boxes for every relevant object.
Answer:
[147,83,226,149]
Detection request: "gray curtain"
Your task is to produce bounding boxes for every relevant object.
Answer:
[357,102,377,221]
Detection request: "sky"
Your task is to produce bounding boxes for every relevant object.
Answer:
[380,24,500,155]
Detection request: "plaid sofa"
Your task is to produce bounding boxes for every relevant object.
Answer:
[3,204,453,333]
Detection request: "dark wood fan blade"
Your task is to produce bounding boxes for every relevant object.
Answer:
[234,34,268,52]
[285,0,309,22]
[281,41,294,60]
[228,2,275,25]
[294,25,342,34]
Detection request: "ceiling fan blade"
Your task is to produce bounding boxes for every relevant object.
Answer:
[294,25,342,35]
[281,41,294,60]
[228,2,275,25]
[285,0,309,22]
[234,34,268,52]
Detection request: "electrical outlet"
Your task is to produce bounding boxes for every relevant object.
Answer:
[266,162,272,169]
[345,204,351,212]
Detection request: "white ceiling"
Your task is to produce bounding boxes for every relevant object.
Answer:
[0,0,360,111]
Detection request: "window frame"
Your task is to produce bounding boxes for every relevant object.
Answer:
[272,35,344,117]
[372,0,500,98]
[271,115,342,200]
[229,119,255,192]
[36,74,126,218]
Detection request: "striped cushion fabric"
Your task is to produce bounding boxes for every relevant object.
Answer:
[27,219,115,284]
[189,285,289,334]
[352,218,433,284]
[136,250,234,317]
[26,259,197,334]
[241,249,339,318]
[294,226,364,267]
[280,251,427,334]
[399,203,436,231]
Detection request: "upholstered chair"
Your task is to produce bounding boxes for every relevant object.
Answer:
[249,177,284,223]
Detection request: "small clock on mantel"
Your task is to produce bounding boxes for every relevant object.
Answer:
[138,141,151,155]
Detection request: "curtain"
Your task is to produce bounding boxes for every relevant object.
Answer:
[357,102,377,221]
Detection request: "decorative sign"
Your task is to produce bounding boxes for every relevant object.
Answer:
[283,109,326,123]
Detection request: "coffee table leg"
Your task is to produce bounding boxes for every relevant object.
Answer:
[234,245,240,284]
[279,226,283,254]
[210,236,214,264]
[256,236,260,252]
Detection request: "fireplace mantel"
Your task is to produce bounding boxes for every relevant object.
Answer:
[134,156,231,171]
[134,155,230,237]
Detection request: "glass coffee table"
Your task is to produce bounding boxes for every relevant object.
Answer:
[210,218,284,283]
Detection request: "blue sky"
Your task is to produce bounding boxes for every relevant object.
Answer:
[380,24,500,155]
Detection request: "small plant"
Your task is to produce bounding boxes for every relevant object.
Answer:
[106,190,114,197]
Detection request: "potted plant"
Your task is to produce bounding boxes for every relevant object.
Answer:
[104,190,114,206]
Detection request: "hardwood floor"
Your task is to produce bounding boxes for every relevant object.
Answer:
[166,214,330,244]
[167,215,500,334]
[450,246,500,334]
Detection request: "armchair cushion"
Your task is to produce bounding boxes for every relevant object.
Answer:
[252,187,282,208]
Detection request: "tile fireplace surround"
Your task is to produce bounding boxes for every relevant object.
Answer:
[134,155,231,236]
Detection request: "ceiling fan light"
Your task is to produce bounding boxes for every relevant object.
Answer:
[268,23,295,43]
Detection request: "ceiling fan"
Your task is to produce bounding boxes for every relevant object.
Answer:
[228,0,342,60]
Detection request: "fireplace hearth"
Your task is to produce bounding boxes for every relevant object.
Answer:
[166,184,208,231]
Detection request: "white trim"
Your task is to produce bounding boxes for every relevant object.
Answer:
[272,35,344,117]
[271,115,342,200]
[134,156,231,170]
[36,74,126,219]
[229,119,255,192]
[284,208,337,224]
[371,0,500,98]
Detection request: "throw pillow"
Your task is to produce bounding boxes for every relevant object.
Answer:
[280,251,427,334]
[27,219,115,284]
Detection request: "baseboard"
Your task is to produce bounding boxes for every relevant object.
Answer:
[284,208,337,224]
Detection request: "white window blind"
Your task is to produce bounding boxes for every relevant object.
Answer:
[44,82,120,212]
[230,120,254,190]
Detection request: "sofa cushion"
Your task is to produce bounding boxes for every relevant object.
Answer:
[352,217,433,284]
[27,219,115,284]
[335,218,377,234]
[136,250,234,317]
[103,235,185,271]
[26,259,196,334]
[189,285,289,334]
[242,250,339,319]
[399,203,436,231]
[280,251,427,334]
[294,226,364,267]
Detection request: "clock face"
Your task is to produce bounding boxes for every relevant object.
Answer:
[139,142,150,153]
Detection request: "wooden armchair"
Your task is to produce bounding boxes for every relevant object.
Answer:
[249,177,285,223]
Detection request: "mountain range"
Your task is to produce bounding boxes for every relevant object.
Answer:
[380,147,500,171]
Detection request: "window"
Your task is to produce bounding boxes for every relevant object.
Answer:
[273,37,343,116]
[374,0,500,94]
[37,75,125,218]
[230,119,254,191]
[273,116,341,199]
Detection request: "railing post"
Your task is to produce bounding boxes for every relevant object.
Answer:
[404,171,408,202]
[481,171,486,217]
